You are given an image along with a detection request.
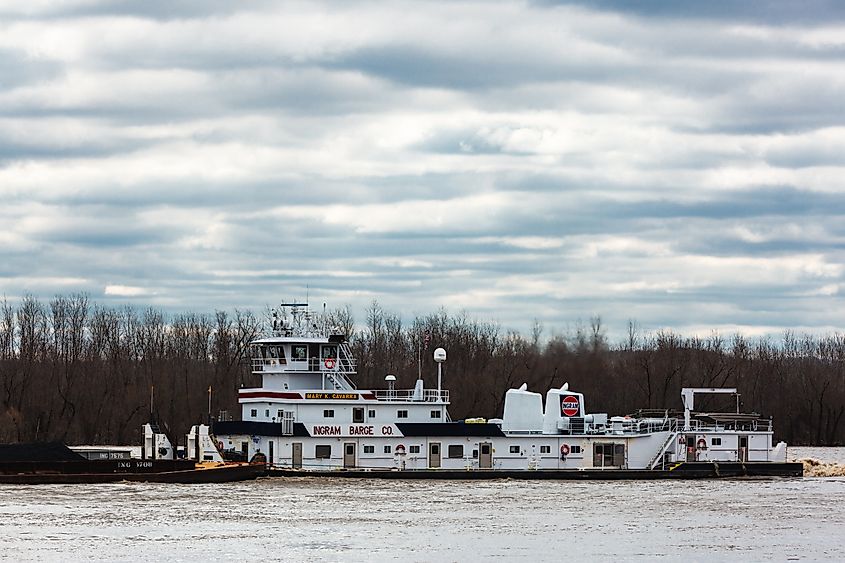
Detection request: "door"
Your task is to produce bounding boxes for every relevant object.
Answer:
[292,442,302,469]
[479,442,492,469]
[739,436,748,462]
[429,442,441,468]
[686,435,696,462]
[343,442,356,468]
[269,440,274,467]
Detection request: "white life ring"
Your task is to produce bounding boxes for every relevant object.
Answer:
[697,438,707,449]
[560,444,570,456]
[324,357,336,369]
[396,444,406,454]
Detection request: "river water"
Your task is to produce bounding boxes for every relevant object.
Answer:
[1,447,843,562]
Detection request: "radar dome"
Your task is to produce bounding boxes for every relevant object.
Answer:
[433,348,447,362]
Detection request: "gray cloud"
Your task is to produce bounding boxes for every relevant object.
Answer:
[1,1,844,338]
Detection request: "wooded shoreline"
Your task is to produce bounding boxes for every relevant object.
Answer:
[1,295,842,446]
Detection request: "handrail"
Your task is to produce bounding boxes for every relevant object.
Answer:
[373,389,449,403]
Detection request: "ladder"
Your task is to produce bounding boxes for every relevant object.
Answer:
[648,425,679,470]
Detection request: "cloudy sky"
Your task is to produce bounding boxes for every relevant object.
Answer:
[2,0,845,338]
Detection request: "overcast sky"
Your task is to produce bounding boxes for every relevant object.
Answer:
[2,0,845,339]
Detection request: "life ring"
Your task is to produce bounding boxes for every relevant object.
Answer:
[217,441,224,450]
[560,444,570,456]
[324,357,336,369]
[396,444,406,454]
[697,438,707,449]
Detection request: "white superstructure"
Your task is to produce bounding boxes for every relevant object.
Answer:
[212,303,788,471]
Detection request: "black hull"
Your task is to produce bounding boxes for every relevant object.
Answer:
[0,460,266,484]
[266,462,804,480]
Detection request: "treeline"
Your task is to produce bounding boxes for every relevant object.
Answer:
[1,296,844,446]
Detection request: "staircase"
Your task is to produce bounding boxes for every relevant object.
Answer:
[648,422,679,470]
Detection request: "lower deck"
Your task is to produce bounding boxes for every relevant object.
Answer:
[214,428,782,471]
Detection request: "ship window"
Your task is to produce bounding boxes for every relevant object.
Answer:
[353,407,364,423]
[324,409,335,418]
[540,445,551,454]
[292,345,307,361]
[397,410,408,418]
[315,445,331,459]
[472,449,478,458]
[277,409,284,419]
[409,445,420,454]
[384,445,392,454]
[593,443,624,467]
[364,445,375,454]
[368,409,376,418]
[265,409,270,417]
[571,445,582,454]
[509,445,520,454]
[250,409,257,418]
[712,438,722,446]
[448,445,464,458]
[430,410,441,419]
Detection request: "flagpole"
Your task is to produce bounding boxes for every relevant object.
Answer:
[207,385,212,425]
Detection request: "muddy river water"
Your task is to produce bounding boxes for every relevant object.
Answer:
[1,447,843,562]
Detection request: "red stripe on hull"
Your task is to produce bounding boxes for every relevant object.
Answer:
[239,391,303,400]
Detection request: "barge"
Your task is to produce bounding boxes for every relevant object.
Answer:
[207,303,800,479]
[0,426,264,485]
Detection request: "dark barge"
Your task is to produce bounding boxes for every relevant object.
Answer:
[0,442,265,484]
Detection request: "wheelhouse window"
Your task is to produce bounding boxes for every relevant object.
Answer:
[264,345,286,364]
[448,445,464,458]
[353,407,364,423]
[430,410,441,419]
[509,445,520,454]
[712,438,722,446]
[291,345,308,361]
[397,410,408,418]
[315,445,331,459]
[324,409,335,418]
[368,409,376,418]
[321,345,338,361]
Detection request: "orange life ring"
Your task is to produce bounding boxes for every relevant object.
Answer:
[697,438,707,449]
[560,444,570,456]
[324,357,336,369]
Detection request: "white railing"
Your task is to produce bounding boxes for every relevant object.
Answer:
[373,389,449,403]
[252,356,358,376]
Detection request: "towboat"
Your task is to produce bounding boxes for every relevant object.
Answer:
[210,303,802,479]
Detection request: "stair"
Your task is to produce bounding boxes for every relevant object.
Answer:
[648,424,679,470]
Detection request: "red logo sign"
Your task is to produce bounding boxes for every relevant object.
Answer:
[561,395,580,417]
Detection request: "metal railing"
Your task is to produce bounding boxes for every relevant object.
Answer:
[373,389,450,403]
